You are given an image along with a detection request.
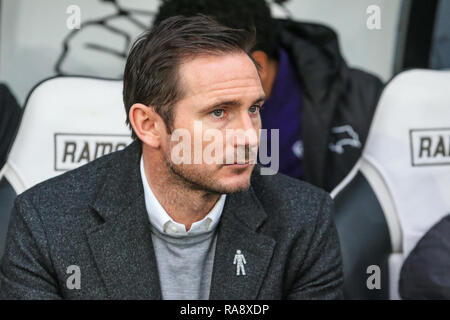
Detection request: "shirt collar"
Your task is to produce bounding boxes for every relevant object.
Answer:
[140,155,226,236]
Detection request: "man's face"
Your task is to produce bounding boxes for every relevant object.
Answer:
[161,52,265,194]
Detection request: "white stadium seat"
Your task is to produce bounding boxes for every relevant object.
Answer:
[332,69,450,299]
[0,76,132,194]
[0,76,132,254]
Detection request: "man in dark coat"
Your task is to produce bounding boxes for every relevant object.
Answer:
[0,15,342,300]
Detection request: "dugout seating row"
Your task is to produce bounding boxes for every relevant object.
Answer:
[1,70,450,299]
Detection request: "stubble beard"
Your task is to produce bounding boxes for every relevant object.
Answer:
[164,155,252,195]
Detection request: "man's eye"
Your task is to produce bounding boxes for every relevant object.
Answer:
[211,109,225,118]
[249,105,260,114]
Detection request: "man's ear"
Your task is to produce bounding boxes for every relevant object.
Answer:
[251,50,269,80]
[252,50,278,97]
[129,103,165,148]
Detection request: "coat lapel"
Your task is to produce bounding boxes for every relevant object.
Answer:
[209,186,276,300]
[86,141,162,299]
[85,141,275,300]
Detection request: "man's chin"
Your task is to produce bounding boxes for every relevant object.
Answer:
[214,180,251,194]
[216,164,254,193]
[166,160,254,194]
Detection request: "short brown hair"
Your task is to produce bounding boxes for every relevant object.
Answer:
[123,14,257,139]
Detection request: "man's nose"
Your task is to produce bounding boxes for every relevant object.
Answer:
[232,113,259,148]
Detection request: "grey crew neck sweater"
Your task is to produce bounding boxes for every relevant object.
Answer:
[150,226,218,300]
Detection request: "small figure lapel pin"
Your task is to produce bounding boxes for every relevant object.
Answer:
[233,250,247,276]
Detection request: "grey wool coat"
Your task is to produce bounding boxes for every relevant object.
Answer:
[0,141,343,299]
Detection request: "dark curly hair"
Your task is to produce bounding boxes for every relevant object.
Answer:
[153,0,279,60]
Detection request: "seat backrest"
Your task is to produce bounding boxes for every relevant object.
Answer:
[0,76,132,194]
[0,178,16,255]
[0,83,22,169]
[363,69,450,256]
[332,69,450,299]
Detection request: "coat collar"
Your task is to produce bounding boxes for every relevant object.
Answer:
[87,141,275,299]
[276,19,347,188]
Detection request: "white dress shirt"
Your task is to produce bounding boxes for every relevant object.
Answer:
[140,156,226,236]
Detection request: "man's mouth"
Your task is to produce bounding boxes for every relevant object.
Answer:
[223,161,251,168]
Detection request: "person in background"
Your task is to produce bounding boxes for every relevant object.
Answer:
[399,214,450,300]
[153,0,384,191]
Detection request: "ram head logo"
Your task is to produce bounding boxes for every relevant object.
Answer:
[328,125,362,154]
